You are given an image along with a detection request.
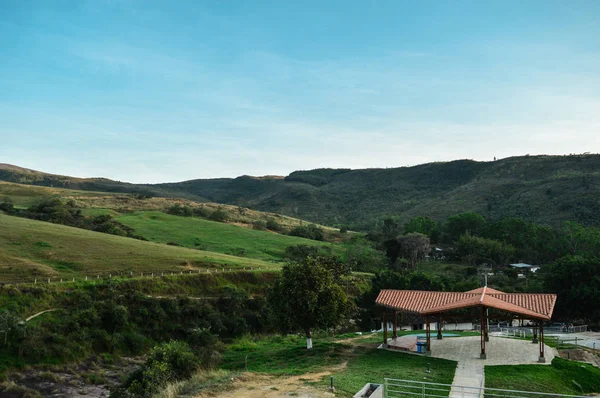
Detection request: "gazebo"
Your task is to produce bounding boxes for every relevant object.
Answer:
[375,286,556,362]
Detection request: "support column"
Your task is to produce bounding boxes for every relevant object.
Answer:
[484,309,489,342]
[437,313,443,340]
[383,309,388,348]
[393,310,398,339]
[532,321,538,344]
[539,322,545,363]
[426,316,431,353]
[480,306,487,359]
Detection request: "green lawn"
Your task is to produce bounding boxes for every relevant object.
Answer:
[485,357,600,395]
[220,334,457,397]
[116,211,340,262]
[0,213,275,282]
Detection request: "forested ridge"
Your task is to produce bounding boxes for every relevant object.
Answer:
[3,153,600,229]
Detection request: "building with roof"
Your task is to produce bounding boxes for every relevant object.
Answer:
[509,263,540,272]
[375,286,556,361]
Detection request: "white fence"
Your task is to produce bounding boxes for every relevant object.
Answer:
[384,379,587,398]
[0,267,265,286]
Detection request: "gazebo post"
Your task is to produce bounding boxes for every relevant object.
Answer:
[437,313,443,340]
[532,319,538,344]
[425,316,431,353]
[383,309,388,348]
[480,306,487,359]
[539,321,545,363]
[392,310,398,339]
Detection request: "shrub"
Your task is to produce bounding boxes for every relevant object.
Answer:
[114,340,198,397]
[209,209,229,222]
[252,220,267,231]
[288,224,324,241]
[266,219,282,232]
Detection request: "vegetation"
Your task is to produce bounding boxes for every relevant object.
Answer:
[4,155,600,228]
[220,334,456,396]
[115,211,340,262]
[0,213,275,282]
[485,357,600,395]
[111,338,223,397]
[269,257,354,349]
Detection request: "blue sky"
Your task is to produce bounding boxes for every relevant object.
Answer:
[1,0,599,182]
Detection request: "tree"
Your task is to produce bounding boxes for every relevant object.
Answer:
[404,216,439,242]
[455,234,515,267]
[541,255,600,323]
[445,212,486,242]
[268,258,352,349]
[396,233,431,268]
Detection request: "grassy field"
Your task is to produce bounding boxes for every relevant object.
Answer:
[485,357,600,395]
[0,213,276,282]
[221,334,457,397]
[116,211,341,262]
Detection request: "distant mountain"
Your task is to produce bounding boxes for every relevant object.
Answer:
[2,154,600,228]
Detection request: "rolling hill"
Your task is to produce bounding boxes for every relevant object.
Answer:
[2,154,600,228]
[0,213,276,283]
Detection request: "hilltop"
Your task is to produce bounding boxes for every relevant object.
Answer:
[2,154,600,228]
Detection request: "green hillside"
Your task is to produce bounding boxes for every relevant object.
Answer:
[0,213,274,283]
[116,211,340,261]
[3,154,600,228]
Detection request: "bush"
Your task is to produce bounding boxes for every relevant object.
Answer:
[114,340,198,397]
[166,204,193,217]
[209,209,229,222]
[252,220,267,231]
[288,224,324,241]
[266,219,282,232]
[285,244,330,261]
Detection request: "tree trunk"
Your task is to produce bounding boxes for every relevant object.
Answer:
[305,328,313,350]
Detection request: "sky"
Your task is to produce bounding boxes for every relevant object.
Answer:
[1,0,600,183]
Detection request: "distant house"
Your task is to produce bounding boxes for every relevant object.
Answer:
[509,263,540,273]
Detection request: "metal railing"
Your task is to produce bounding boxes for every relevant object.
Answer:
[384,379,587,398]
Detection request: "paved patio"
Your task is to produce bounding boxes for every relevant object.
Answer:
[428,336,557,397]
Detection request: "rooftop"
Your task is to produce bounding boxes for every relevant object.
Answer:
[375,287,556,320]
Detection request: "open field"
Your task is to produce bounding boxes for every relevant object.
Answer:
[485,357,600,394]
[116,211,341,262]
[220,334,457,397]
[0,213,275,282]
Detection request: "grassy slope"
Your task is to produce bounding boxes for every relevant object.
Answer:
[116,211,340,262]
[3,154,600,228]
[0,213,274,282]
[485,357,600,394]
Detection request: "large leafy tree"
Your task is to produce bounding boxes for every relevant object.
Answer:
[455,234,515,267]
[445,212,487,243]
[269,257,353,349]
[542,255,600,323]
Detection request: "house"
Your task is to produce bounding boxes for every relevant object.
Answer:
[509,263,540,273]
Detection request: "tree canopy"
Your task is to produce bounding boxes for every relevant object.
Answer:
[268,257,353,349]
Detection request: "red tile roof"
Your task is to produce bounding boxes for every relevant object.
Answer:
[375,288,556,320]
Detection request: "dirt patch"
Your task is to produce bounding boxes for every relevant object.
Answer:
[559,349,600,366]
[195,363,348,398]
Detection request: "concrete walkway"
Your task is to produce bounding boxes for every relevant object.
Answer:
[427,336,557,398]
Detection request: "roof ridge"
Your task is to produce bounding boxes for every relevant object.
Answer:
[480,286,487,303]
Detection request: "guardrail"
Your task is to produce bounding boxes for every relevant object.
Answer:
[384,378,587,398]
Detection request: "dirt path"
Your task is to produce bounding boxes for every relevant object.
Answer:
[195,363,348,398]
[25,308,59,322]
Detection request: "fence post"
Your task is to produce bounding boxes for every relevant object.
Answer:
[34,279,36,284]
[422,384,425,398]
[48,278,50,283]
